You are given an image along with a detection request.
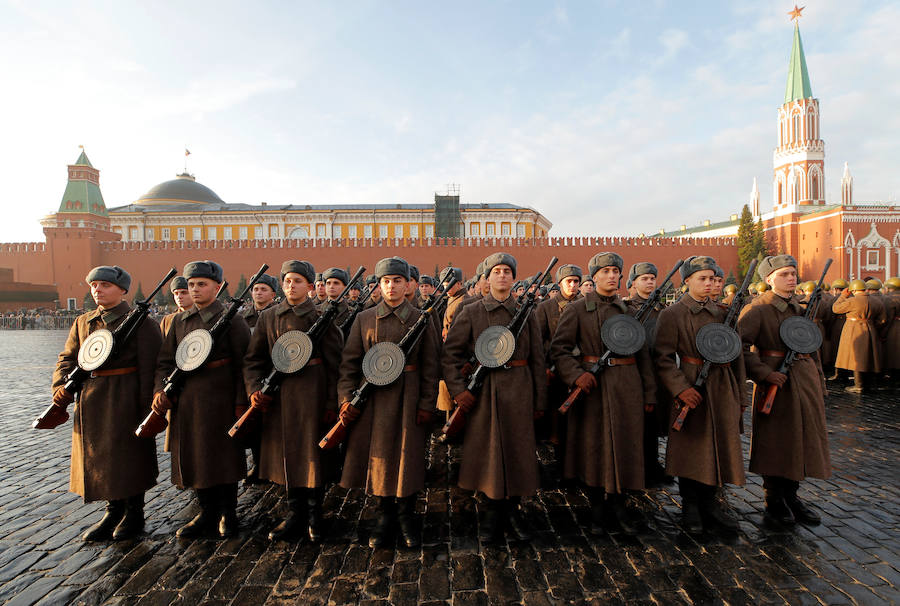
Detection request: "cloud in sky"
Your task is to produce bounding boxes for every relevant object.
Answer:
[0,1,897,242]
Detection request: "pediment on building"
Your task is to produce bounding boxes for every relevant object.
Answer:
[857,222,890,249]
[844,229,855,248]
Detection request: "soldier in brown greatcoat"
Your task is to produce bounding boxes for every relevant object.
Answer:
[825,279,849,379]
[534,264,582,463]
[832,279,887,393]
[338,257,440,548]
[624,261,673,487]
[443,252,547,543]
[313,273,328,306]
[243,261,343,542]
[152,260,250,538]
[320,267,353,327]
[161,276,193,337]
[885,278,900,385]
[436,267,466,416]
[52,265,161,541]
[363,274,382,309]
[551,253,656,535]
[239,272,278,486]
[655,256,746,534]
[738,255,830,526]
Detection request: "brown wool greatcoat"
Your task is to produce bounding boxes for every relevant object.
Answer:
[625,295,671,437]
[655,296,746,487]
[243,299,343,488]
[53,301,161,502]
[241,300,277,330]
[885,294,900,369]
[338,300,440,497]
[738,292,831,482]
[436,291,470,412]
[832,292,886,372]
[155,300,250,489]
[160,312,177,337]
[442,294,547,499]
[550,293,655,493]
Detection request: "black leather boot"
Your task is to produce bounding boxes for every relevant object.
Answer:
[699,485,738,531]
[505,497,532,541]
[218,483,239,538]
[678,478,703,535]
[587,486,606,535]
[269,488,305,541]
[479,498,503,544]
[369,496,395,548]
[784,480,820,526]
[307,488,324,543]
[83,500,125,541]
[177,488,217,538]
[396,495,420,548]
[763,476,795,526]
[609,493,643,535]
[112,493,145,540]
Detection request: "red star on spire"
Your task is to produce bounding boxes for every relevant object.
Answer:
[788,5,805,21]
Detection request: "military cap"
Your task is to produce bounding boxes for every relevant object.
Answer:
[365,274,378,286]
[549,283,560,292]
[475,261,486,280]
[588,252,624,278]
[626,262,657,289]
[849,279,866,292]
[256,274,279,292]
[184,260,223,283]
[407,263,420,282]
[483,252,517,279]
[314,273,324,284]
[714,265,724,278]
[465,279,475,290]
[556,264,583,283]
[831,278,849,290]
[865,278,883,290]
[322,267,350,285]
[440,267,463,284]
[539,286,548,297]
[375,257,410,280]
[758,254,797,278]
[86,265,131,292]
[512,281,523,291]
[420,275,435,287]
[679,256,717,281]
[280,260,315,284]
[170,276,188,292]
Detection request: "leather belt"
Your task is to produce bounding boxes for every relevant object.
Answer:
[761,350,811,360]
[681,355,729,368]
[581,355,636,366]
[506,359,528,367]
[403,364,417,372]
[90,366,137,378]
[205,357,232,369]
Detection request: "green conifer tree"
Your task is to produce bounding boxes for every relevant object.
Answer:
[131,283,145,304]
[736,204,756,280]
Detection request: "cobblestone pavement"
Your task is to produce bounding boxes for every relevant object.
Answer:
[0,330,898,605]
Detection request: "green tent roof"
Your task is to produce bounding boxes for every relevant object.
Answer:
[784,23,813,103]
[74,150,93,167]
[58,180,107,215]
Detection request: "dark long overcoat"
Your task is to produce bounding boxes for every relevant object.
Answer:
[155,300,249,489]
[832,292,886,372]
[442,294,546,499]
[654,296,746,487]
[243,299,342,487]
[53,301,161,501]
[338,300,440,497]
[885,294,900,370]
[738,291,831,482]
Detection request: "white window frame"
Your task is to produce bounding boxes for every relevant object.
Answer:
[866,249,880,269]
[364,225,373,238]
[332,225,342,238]
[349,225,357,238]
[501,223,511,236]
[161,228,171,240]
[470,223,480,236]
[269,225,279,238]
[177,227,186,241]
[193,227,202,240]
[239,226,248,240]
[129,226,139,240]
[394,225,403,238]
[485,223,495,236]
[379,225,388,238]
[208,227,217,240]
[224,227,233,239]
[516,224,525,237]
[425,225,434,238]
[316,224,326,238]
[410,225,418,238]
[145,229,154,241]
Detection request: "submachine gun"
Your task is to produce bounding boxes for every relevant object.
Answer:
[33,268,178,430]
[318,274,459,450]
[758,258,832,415]
[134,264,269,437]
[441,256,558,438]
[558,259,683,415]
[338,280,370,340]
[671,259,757,431]
[228,266,365,438]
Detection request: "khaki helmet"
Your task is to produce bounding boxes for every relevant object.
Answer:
[724,283,738,294]
[848,279,866,292]
[823,282,830,290]
[748,283,758,294]
[885,277,900,290]
[680,284,688,293]
[865,278,883,291]
[831,278,849,290]
[802,281,817,293]
[756,281,769,292]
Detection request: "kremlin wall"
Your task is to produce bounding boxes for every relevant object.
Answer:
[1,19,899,311]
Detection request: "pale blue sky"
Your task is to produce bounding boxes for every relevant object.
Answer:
[1,0,897,241]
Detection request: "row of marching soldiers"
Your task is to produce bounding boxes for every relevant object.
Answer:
[44,251,890,546]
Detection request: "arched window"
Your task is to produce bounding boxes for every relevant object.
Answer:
[807,112,816,140]
[777,180,783,205]
[792,114,801,142]
[810,173,819,200]
[794,174,801,202]
[289,226,309,239]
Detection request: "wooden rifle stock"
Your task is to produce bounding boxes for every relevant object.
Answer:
[35,267,178,431]
[672,259,758,431]
[757,258,832,415]
[320,275,459,449]
[229,267,365,439]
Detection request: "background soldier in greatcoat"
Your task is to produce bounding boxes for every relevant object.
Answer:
[243,260,343,542]
[321,267,353,327]
[161,276,192,336]
[52,265,161,541]
[832,279,887,393]
[153,260,250,539]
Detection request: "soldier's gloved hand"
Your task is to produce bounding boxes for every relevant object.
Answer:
[677,387,702,409]
[574,372,597,394]
[339,401,361,425]
[323,409,338,425]
[151,391,173,416]
[52,386,74,408]
[461,362,473,377]
[250,391,273,412]
[454,390,476,412]
[765,371,787,387]
[416,409,433,426]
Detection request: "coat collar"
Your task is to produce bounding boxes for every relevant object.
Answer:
[88,300,130,325]
[680,294,718,315]
[482,293,517,314]
[584,291,627,313]
[557,292,580,312]
[182,299,224,324]
[276,297,318,318]
[759,290,804,314]
[376,299,415,321]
